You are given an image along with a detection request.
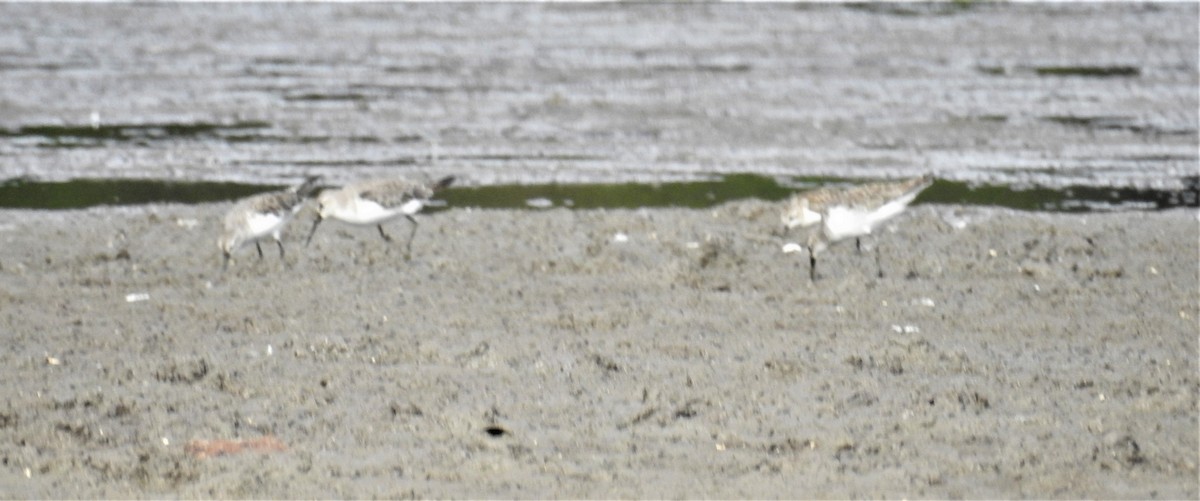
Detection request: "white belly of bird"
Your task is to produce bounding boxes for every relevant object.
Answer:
[822,205,878,241]
[335,198,423,225]
[397,198,425,216]
[244,212,287,241]
[823,196,913,242]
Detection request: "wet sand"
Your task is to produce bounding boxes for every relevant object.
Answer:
[0,202,1195,498]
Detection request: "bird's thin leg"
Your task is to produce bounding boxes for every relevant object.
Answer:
[222,252,231,272]
[255,242,264,260]
[404,215,420,260]
[305,217,323,246]
[377,224,393,242]
[856,237,862,254]
[875,245,885,279]
[809,252,818,281]
[276,239,286,259]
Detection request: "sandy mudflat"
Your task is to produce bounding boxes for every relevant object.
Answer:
[0,201,1195,498]
[0,2,1196,498]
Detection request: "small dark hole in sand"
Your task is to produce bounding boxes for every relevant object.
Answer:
[484,425,508,437]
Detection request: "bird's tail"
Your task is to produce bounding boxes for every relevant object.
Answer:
[878,174,935,213]
[291,175,323,197]
[431,175,455,192]
[893,174,935,203]
[909,173,935,193]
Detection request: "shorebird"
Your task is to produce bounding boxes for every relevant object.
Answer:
[781,175,933,280]
[305,175,455,259]
[218,175,321,270]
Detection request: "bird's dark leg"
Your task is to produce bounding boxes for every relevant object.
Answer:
[809,252,818,281]
[404,215,420,260]
[255,242,264,260]
[875,245,885,279]
[276,239,286,259]
[305,217,323,246]
[377,224,393,242]
[856,237,862,254]
[222,252,231,272]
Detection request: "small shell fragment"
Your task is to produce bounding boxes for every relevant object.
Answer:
[525,197,553,209]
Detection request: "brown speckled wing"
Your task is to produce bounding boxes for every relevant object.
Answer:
[357,179,433,209]
[240,189,304,218]
[820,175,933,210]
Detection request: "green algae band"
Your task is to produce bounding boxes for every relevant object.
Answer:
[0,175,1195,213]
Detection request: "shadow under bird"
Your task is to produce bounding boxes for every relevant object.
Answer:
[306,175,455,259]
[218,175,322,270]
[781,175,933,280]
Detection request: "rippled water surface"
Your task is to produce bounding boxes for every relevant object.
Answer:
[0,3,1196,202]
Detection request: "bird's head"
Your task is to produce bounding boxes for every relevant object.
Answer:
[781,197,819,231]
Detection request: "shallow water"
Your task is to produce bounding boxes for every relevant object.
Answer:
[0,3,1195,192]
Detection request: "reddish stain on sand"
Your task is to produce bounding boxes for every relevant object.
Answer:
[184,436,287,459]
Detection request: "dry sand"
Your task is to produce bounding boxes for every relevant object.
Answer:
[0,201,1195,498]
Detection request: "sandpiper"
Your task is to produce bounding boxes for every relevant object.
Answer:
[218,175,321,270]
[306,175,455,259]
[782,175,933,280]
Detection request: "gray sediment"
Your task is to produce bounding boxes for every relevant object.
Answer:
[0,202,1195,498]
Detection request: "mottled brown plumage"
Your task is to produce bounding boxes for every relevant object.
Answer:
[306,175,455,259]
[781,175,934,280]
[218,175,321,269]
